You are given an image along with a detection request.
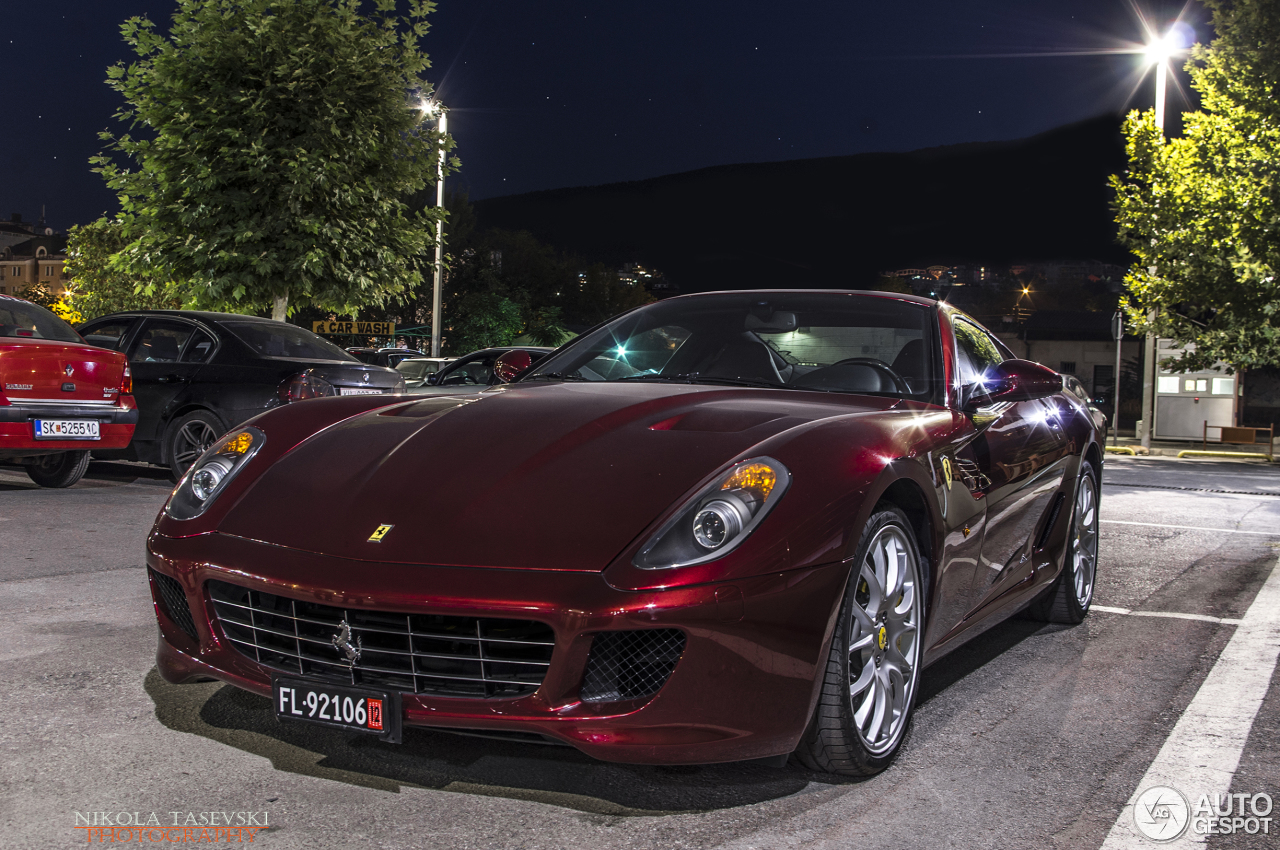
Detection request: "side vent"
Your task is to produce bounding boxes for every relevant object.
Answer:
[150,568,198,641]
[1034,493,1067,551]
[579,629,686,703]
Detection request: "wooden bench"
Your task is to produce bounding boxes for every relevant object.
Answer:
[1202,422,1275,461]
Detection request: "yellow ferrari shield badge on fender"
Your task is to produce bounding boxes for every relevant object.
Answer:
[368,524,393,543]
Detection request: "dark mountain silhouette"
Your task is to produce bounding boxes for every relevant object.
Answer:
[472,114,1131,292]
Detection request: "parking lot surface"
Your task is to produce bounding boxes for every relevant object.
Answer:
[1,456,1277,848]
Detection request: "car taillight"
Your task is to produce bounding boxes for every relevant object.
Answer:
[120,365,133,395]
[278,371,337,403]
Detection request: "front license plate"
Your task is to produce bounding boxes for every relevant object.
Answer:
[32,419,100,440]
[272,676,402,742]
[339,387,384,396]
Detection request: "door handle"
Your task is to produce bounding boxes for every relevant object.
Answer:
[157,373,186,384]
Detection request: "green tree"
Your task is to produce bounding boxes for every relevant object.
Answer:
[93,0,452,321]
[64,218,181,321]
[1110,0,1280,371]
[446,288,524,355]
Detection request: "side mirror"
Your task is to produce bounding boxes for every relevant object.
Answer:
[493,349,533,384]
[425,372,441,386]
[964,359,1061,410]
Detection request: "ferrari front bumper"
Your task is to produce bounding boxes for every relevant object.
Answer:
[147,531,849,765]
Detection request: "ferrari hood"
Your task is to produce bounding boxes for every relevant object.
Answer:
[219,382,893,570]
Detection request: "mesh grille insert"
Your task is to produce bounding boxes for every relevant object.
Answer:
[150,568,197,641]
[579,629,686,703]
[206,579,555,699]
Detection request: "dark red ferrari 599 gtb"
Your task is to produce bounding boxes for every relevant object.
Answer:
[147,291,1104,775]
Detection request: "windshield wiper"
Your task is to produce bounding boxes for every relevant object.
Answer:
[616,372,785,389]
[687,376,788,389]
[616,372,702,383]
[521,372,589,382]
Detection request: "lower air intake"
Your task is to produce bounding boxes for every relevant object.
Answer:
[150,568,198,641]
[579,629,686,703]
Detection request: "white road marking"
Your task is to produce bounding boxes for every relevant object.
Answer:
[1091,605,1243,626]
[1099,556,1280,848]
[1100,519,1280,536]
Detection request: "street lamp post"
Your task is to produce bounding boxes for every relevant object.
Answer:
[1138,33,1177,448]
[420,100,448,358]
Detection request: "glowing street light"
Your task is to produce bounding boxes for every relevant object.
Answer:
[1137,26,1186,447]
[419,99,449,358]
[1142,33,1181,132]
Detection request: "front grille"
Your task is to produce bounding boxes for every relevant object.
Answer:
[579,629,686,703]
[207,580,555,699]
[150,568,198,640]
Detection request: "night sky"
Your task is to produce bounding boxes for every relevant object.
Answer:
[3,1,1203,233]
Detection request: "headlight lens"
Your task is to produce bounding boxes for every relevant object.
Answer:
[634,457,791,569]
[166,427,265,520]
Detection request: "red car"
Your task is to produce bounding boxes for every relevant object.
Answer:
[147,291,1104,775]
[0,295,136,487]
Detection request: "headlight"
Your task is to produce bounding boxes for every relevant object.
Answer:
[633,457,791,569]
[166,428,265,520]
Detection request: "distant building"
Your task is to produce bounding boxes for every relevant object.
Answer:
[619,262,678,296]
[0,233,70,298]
[0,212,56,252]
[996,310,1140,416]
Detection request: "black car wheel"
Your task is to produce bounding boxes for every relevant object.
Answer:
[165,410,224,480]
[796,504,925,775]
[25,451,92,488]
[1028,460,1099,624]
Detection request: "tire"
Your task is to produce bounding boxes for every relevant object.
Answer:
[795,504,925,775]
[25,451,91,488]
[165,410,224,481]
[1027,460,1099,624]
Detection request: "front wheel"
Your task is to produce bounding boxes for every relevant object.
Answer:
[25,451,91,488]
[795,505,925,775]
[1028,460,1099,624]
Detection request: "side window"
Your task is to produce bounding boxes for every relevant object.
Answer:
[439,354,492,385]
[182,329,217,363]
[81,319,137,351]
[953,319,1004,388]
[129,319,195,363]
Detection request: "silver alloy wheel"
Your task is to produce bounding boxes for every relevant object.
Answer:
[172,419,219,470]
[848,524,922,756]
[1071,474,1099,606]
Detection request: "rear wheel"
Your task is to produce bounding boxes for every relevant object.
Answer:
[25,451,91,488]
[1028,461,1099,624]
[795,505,924,775]
[165,411,223,481]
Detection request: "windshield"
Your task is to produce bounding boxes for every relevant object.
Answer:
[0,296,85,344]
[523,292,943,403]
[223,321,358,362]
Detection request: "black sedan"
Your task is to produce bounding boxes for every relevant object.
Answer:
[78,310,404,477]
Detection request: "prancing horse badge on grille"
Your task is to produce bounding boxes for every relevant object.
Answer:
[368,524,393,542]
[331,620,362,664]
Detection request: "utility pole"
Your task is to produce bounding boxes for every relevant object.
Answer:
[1112,310,1124,446]
[430,110,448,359]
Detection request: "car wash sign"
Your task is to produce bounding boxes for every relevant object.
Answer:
[312,320,396,336]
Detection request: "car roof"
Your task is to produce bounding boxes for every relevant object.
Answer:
[659,289,942,308]
[84,309,282,324]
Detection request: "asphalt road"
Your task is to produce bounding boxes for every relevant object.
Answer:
[1,456,1277,849]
